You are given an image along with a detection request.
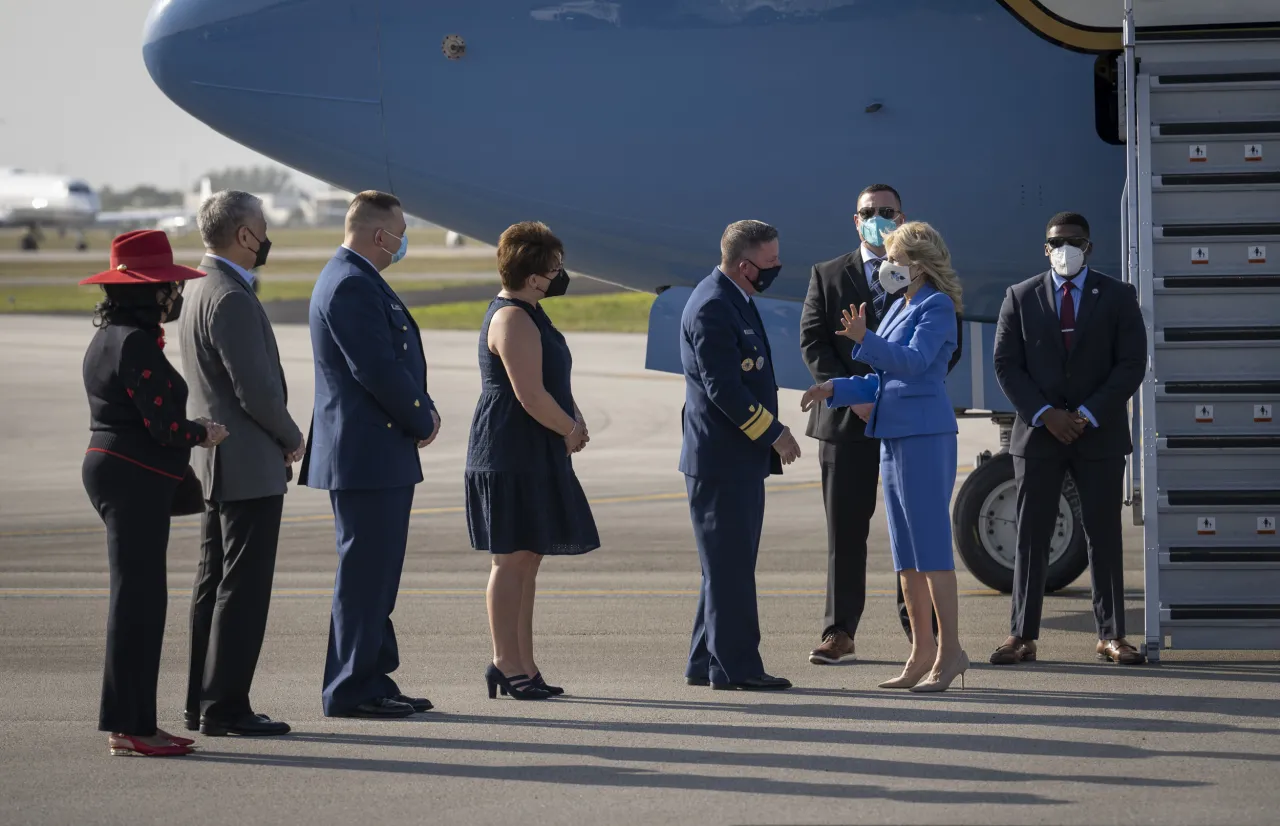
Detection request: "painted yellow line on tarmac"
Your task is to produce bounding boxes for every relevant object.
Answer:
[0,467,972,540]
[0,587,1002,598]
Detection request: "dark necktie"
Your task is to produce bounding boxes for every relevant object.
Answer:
[868,259,888,319]
[1060,278,1077,350]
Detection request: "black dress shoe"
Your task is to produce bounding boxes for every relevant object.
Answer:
[200,712,292,737]
[686,676,710,686]
[183,711,200,732]
[394,694,434,712]
[334,697,417,718]
[711,674,793,691]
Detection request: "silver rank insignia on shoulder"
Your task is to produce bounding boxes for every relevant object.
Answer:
[741,358,754,372]
[756,356,765,370]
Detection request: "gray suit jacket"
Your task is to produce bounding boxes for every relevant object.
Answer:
[177,255,303,502]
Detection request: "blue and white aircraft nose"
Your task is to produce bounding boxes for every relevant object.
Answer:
[142,0,392,191]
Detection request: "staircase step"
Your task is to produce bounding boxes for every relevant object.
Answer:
[1154,336,1280,381]
[1157,437,1280,489]
[1155,276,1280,327]
[1152,178,1280,223]
[1151,136,1278,175]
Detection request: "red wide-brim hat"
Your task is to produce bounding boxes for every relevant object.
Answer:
[80,229,206,286]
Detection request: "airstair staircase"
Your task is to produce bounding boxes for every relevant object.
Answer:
[1121,1,1280,660]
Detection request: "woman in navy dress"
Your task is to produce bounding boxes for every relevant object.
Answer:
[465,221,599,700]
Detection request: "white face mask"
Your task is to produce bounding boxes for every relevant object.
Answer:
[1049,245,1085,278]
[878,260,914,295]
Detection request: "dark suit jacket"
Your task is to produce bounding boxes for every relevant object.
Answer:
[299,248,438,491]
[678,269,784,480]
[801,250,963,442]
[993,268,1147,459]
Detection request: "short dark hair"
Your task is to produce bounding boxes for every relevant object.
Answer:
[858,184,902,208]
[1047,211,1090,236]
[346,190,403,229]
[720,220,778,268]
[497,221,564,290]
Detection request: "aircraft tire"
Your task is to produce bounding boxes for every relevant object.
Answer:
[952,451,1089,594]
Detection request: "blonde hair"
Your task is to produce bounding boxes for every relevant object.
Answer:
[884,221,963,313]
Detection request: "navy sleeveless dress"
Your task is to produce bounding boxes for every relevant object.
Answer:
[464,296,600,555]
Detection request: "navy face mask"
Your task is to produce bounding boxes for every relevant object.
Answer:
[748,261,782,293]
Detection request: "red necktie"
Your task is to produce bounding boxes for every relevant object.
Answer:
[1060,279,1077,350]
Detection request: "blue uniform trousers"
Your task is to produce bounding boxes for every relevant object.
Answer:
[880,433,957,573]
[685,475,766,684]
[322,485,415,716]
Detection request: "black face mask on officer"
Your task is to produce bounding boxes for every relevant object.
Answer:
[538,268,571,298]
[747,260,782,293]
[244,227,272,269]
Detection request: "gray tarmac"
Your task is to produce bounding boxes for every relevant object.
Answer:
[0,315,1276,826]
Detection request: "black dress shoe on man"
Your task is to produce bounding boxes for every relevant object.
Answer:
[200,712,292,737]
[183,710,200,732]
[334,697,417,718]
[711,674,793,691]
[686,676,710,687]
[394,694,434,713]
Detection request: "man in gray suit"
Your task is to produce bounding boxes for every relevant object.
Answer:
[179,190,304,737]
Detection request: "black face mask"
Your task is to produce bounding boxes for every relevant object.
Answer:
[748,261,782,293]
[542,268,571,298]
[165,292,184,322]
[245,228,272,269]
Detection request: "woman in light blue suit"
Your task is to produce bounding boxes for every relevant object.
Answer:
[802,221,968,693]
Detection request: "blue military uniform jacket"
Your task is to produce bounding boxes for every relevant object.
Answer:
[299,247,437,491]
[679,268,785,480]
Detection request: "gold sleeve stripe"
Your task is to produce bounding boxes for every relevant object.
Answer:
[742,407,775,441]
[740,407,764,432]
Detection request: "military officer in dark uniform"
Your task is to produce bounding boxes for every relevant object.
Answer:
[679,220,801,691]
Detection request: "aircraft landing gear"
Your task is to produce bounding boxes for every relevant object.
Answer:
[74,230,88,251]
[951,415,1089,593]
[20,225,41,251]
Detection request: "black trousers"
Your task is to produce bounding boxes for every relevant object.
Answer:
[186,495,284,721]
[82,450,179,736]
[1011,454,1127,640]
[819,439,933,640]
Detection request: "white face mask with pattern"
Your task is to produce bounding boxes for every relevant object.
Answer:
[878,260,917,295]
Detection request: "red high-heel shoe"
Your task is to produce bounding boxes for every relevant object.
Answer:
[108,734,193,757]
[156,729,196,747]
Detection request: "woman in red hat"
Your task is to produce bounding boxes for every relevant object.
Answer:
[80,230,230,757]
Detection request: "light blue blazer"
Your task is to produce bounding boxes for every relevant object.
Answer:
[826,283,959,439]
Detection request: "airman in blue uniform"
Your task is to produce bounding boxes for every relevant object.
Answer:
[679,220,801,691]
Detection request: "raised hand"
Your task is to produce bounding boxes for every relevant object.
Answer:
[836,303,869,343]
[800,381,834,412]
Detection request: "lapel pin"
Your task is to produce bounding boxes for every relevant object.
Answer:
[1092,288,1098,294]
[756,356,765,370]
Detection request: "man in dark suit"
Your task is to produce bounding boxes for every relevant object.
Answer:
[680,219,802,691]
[300,191,442,717]
[179,190,303,737]
[991,211,1147,666]
[801,184,950,664]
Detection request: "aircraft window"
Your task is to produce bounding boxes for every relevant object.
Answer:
[67,182,92,194]
[1094,53,1123,146]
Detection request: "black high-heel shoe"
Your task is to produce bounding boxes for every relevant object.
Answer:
[485,663,551,700]
[531,672,564,696]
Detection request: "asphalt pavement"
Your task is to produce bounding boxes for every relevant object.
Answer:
[0,315,1276,826]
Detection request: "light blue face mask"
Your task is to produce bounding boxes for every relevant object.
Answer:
[382,230,408,265]
[859,215,896,248]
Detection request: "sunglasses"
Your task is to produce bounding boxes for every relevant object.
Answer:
[857,206,899,220]
[1046,237,1090,249]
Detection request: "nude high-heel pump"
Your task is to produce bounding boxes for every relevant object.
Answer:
[909,650,970,693]
[878,659,934,689]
